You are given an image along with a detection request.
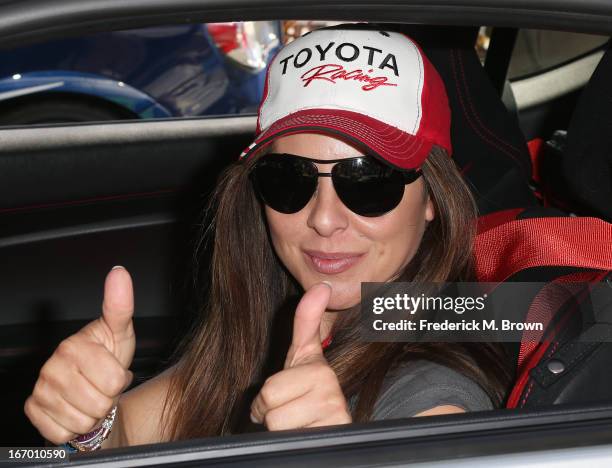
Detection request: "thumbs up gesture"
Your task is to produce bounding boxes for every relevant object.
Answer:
[24,266,136,444]
[250,283,352,430]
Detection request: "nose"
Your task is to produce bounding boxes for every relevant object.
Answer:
[306,176,350,237]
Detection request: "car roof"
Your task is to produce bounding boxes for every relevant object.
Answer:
[0,0,612,50]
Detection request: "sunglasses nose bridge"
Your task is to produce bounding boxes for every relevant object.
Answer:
[306,175,351,237]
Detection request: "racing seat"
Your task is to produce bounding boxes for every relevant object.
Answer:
[397,25,538,215]
[562,40,612,221]
[537,40,612,221]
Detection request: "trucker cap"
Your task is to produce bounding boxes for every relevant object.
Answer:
[239,25,452,171]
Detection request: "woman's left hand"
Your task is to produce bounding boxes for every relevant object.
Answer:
[250,283,352,430]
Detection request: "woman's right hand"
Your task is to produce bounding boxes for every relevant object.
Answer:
[24,266,136,445]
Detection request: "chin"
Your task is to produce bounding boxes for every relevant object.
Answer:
[296,273,362,309]
[326,284,361,311]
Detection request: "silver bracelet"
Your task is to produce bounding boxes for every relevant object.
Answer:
[67,405,117,452]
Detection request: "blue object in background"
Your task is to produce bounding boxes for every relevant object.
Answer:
[0,22,281,124]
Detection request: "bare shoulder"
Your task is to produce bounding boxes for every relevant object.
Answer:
[118,364,178,445]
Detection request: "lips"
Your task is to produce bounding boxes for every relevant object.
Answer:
[303,249,365,275]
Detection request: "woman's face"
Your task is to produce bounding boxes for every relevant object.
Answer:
[263,133,435,310]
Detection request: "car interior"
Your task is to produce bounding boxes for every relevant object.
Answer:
[1,0,612,465]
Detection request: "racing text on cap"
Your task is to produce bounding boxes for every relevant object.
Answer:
[278,41,399,91]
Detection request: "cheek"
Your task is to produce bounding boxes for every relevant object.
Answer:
[264,207,306,267]
[365,188,430,274]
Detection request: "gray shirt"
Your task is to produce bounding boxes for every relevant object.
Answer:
[349,360,493,420]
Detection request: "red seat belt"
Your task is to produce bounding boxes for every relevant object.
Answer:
[475,216,612,282]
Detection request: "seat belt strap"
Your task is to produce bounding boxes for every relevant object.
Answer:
[475,217,612,282]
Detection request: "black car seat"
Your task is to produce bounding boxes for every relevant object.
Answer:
[397,25,538,215]
[562,40,612,221]
[538,40,612,221]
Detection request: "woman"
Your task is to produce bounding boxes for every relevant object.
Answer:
[24,24,510,449]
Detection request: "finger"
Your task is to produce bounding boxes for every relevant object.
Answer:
[254,365,324,414]
[250,394,265,424]
[77,341,132,398]
[264,391,351,430]
[262,394,320,430]
[102,266,135,343]
[250,361,338,424]
[251,388,286,425]
[58,372,115,421]
[286,282,332,368]
[54,338,131,398]
[31,385,99,437]
[25,397,77,445]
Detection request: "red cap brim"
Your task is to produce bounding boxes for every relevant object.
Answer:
[240,109,441,171]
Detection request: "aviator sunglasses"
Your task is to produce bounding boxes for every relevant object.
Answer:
[249,153,422,217]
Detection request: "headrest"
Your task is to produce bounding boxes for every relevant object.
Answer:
[563,41,612,221]
[396,25,537,214]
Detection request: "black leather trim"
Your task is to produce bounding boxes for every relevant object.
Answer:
[62,404,612,467]
[532,341,601,388]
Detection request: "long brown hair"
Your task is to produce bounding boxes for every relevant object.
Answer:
[161,145,511,440]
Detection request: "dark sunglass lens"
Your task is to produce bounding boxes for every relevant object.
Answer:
[250,155,317,214]
[333,158,406,217]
